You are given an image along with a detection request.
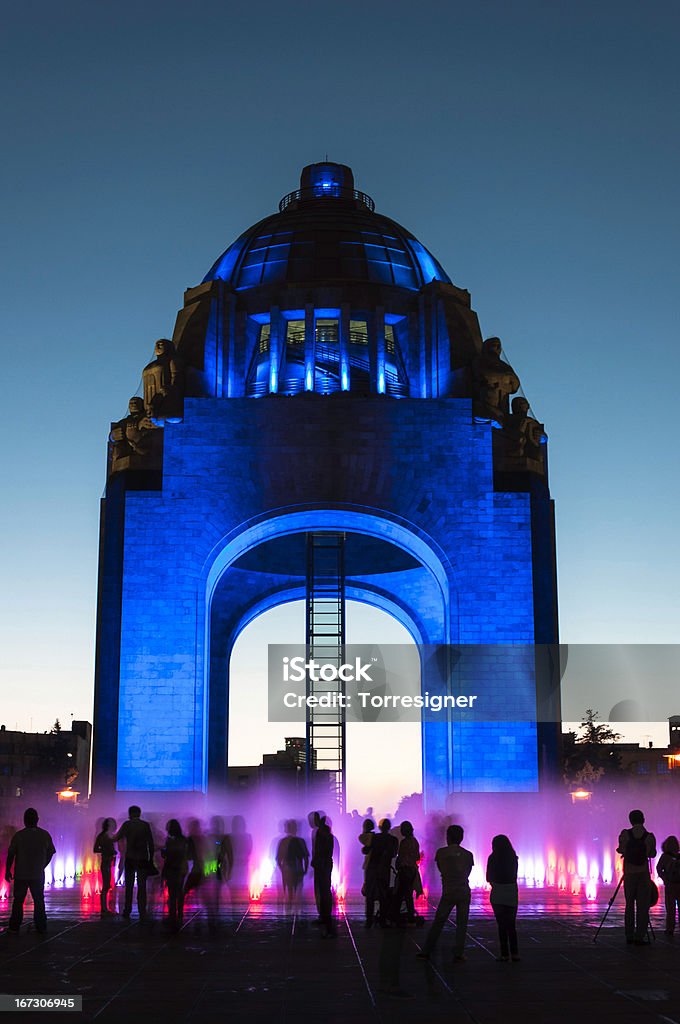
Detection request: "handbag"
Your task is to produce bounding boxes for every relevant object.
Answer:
[144,859,159,877]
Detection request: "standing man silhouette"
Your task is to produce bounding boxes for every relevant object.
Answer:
[417,824,473,962]
[113,805,155,921]
[6,808,56,934]
[312,816,336,937]
[369,819,398,926]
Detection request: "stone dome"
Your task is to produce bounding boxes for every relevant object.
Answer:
[203,162,451,292]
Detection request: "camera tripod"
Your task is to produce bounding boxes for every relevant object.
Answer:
[593,874,655,944]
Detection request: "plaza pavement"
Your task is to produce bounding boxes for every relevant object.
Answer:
[1,886,679,1023]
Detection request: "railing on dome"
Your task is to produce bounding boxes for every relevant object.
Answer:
[279,186,375,212]
[286,327,370,347]
[315,344,409,397]
[246,343,409,397]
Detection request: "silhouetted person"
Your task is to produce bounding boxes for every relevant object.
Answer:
[161,819,189,932]
[5,808,55,934]
[204,816,229,930]
[417,824,473,962]
[211,816,233,886]
[185,818,206,886]
[112,805,155,921]
[308,810,323,917]
[276,820,309,912]
[358,818,375,865]
[228,815,252,895]
[617,809,657,945]
[393,820,421,924]
[486,834,520,961]
[423,812,449,891]
[359,818,378,927]
[93,817,117,916]
[657,835,680,937]
[368,818,398,926]
[312,815,336,937]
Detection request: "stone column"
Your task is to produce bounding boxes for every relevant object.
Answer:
[367,311,377,392]
[418,294,430,398]
[268,306,281,393]
[304,304,315,391]
[339,303,351,391]
[375,305,386,394]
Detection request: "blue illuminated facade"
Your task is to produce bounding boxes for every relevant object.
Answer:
[93,163,560,806]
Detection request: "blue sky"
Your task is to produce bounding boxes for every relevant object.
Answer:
[1,2,679,771]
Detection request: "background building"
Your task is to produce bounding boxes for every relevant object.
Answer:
[0,720,91,814]
[227,738,331,797]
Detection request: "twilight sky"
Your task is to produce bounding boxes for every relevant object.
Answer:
[1,2,679,806]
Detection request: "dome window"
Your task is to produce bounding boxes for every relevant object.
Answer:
[316,319,338,346]
[349,320,368,345]
[286,320,305,346]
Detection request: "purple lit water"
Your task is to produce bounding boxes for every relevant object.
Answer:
[1,783,675,913]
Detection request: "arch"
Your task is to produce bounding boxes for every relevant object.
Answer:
[204,506,452,612]
[227,585,426,655]
[203,509,453,792]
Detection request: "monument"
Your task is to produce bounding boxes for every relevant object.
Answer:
[92,162,560,807]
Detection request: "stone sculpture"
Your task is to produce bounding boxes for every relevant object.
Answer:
[110,397,157,469]
[504,396,545,458]
[472,337,520,422]
[142,338,183,423]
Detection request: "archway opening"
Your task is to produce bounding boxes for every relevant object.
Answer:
[228,599,421,814]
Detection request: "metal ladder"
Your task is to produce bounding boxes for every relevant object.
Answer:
[305,532,346,813]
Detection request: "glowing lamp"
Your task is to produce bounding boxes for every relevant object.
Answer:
[56,787,79,803]
[663,753,680,768]
[570,788,592,803]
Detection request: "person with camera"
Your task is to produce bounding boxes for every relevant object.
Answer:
[616,809,657,945]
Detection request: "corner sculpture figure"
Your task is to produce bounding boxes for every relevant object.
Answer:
[109,397,158,469]
[142,338,183,423]
[472,336,520,422]
[502,396,546,461]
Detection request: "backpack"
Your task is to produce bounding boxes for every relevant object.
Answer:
[624,828,648,867]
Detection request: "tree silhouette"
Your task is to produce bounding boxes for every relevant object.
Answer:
[563,709,622,784]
